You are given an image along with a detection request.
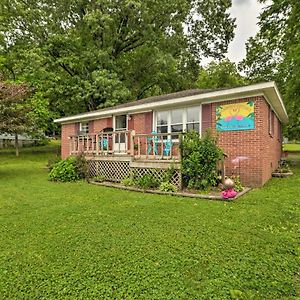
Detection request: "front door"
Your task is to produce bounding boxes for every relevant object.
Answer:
[114,115,127,153]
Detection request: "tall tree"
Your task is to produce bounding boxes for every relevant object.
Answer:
[197,59,247,89]
[0,0,236,125]
[0,82,33,156]
[240,0,300,139]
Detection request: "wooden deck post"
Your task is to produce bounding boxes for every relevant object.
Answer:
[130,130,135,156]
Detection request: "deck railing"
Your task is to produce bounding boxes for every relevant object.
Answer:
[131,132,181,160]
[69,131,181,160]
[69,130,131,156]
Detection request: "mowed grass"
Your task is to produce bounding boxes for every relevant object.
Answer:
[283,143,300,152]
[0,145,299,299]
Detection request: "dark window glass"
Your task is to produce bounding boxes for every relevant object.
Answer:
[115,115,127,130]
[171,124,183,133]
[115,132,125,143]
[171,124,183,139]
[186,123,200,132]
[157,125,168,134]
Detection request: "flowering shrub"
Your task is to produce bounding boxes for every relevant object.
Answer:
[180,130,223,190]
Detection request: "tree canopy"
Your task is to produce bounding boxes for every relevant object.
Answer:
[0,0,236,125]
[0,82,33,155]
[240,0,300,139]
[197,59,247,89]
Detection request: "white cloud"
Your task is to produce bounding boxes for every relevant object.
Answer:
[234,0,252,6]
[226,0,266,63]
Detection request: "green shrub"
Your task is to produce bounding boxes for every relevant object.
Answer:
[93,175,106,183]
[180,130,223,190]
[230,175,243,192]
[163,165,176,182]
[134,174,159,189]
[47,156,61,171]
[49,155,88,182]
[159,182,178,192]
[74,154,88,179]
[122,176,135,186]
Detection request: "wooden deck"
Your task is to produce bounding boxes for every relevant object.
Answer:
[69,130,181,165]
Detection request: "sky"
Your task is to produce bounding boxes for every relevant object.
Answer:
[226,0,266,64]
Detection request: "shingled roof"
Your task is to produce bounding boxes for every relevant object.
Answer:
[55,82,289,123]
[65,88,220,119]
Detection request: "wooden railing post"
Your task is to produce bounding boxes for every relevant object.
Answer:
[96,134,99,155]
[130,130,135,156]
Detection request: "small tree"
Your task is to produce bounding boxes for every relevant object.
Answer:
[0,82,33,156]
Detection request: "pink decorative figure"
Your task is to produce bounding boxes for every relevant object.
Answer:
[221,188,238,199]
[235,115,244,121]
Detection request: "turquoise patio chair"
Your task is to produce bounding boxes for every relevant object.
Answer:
[163,139,173,156]
[147,131,159,155]
[99,136,108,150]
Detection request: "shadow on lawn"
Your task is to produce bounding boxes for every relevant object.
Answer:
[0,145,60,156]
[0,165,47,181]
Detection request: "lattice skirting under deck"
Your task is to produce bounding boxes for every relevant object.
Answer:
[129,167,181,189]
[88,160,182,189]
[88,160,131,182]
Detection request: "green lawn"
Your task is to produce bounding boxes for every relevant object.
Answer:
[283,143,300,152]
[0,145,299,299]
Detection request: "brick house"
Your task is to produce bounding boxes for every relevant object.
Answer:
[55,81,288,188]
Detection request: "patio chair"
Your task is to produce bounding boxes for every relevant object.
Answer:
[99,127,113,151]
[100,137,108,150]
[163,139,173,156]
[147,131,159,155]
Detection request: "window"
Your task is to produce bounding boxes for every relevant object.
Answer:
[114,115,127,144]
[186,107,200,133]
[115,115,127,130]
[157,111,168,134]
[155,106,200,138]
[171,109,183,138]
[79,122,89,134]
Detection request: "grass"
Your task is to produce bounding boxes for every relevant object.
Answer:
[0,144,299,299]
[283,143,300,152]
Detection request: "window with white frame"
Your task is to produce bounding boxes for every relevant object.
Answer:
[186,107,200,132]
[156,111,168,134]
[171,109,184,138]
[155,106,200,138]
[79,122,89,134]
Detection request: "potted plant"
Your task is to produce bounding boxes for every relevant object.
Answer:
[272,159,293,178]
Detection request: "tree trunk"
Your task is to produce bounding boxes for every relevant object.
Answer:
[15,133,19,157]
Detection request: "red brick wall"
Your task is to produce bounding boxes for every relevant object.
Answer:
[93,118,113,132]
[260,102,282,184]
[61,123,77,159]
[131,112,153,134]
[211,96,282,187]
[131,112,153,154]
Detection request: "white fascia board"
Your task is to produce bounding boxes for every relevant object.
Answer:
[55,82,288,124]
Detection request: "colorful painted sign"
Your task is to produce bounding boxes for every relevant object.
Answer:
[216,101,255,131]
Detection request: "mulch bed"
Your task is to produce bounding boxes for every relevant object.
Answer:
[90,181,251,201]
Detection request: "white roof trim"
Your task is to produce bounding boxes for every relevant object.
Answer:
[55,82,288,124]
